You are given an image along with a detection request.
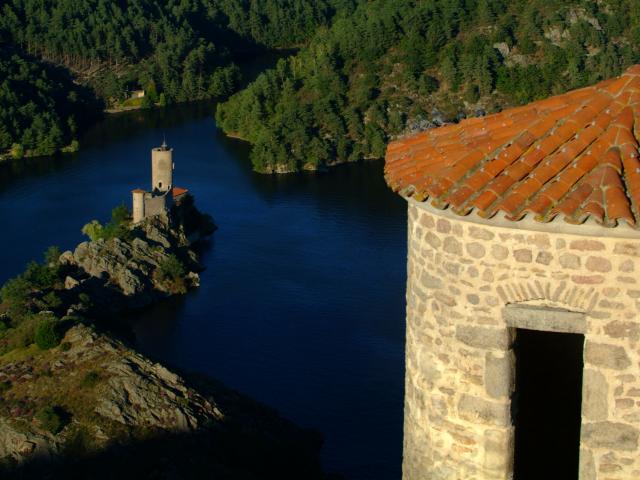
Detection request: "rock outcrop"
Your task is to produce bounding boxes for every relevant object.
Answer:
[0,324,222,461]
[0,325,325,479]
[60,214,203,311]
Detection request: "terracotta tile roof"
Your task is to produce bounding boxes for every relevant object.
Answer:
[385,65,640,228]
[131,188,146,194]
[172,187,188,198]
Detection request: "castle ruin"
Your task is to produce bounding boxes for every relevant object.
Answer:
[132,141,188,223]
[385,65,640,479]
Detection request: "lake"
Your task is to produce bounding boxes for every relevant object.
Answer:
[0,102,407,480]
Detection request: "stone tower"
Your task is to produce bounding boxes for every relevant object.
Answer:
[132,142,188,224]
[385,65,640,479]
[151,140,173,193]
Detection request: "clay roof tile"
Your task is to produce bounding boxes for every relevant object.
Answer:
[385,64,640,229]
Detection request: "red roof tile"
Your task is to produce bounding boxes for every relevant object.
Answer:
[172,187,188,198]
[385,65,640,228]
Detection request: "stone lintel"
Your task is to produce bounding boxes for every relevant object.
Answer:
[503,304,586,334]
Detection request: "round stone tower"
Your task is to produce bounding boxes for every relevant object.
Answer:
[131,189,145,224]
[152,140,173,193]
[385,65,640,480]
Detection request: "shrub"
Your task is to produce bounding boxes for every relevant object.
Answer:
[35,318,62,350]
[78,293,92,307]
[43,291,63,309]
[0,380,11,394]
[81,220,104,242]
[35,406,67,434]
[23,261,58,290]
[6,316,39,349]
[155,255,187,293]
[81,371,100,388]
[59,341,72,352]
[0,276,32,318]
[81,205,131,242]
[44,246,62,266]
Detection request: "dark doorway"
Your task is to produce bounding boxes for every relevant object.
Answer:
[512,329,584,480]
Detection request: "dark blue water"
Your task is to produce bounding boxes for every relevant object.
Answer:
[0,103,407,480]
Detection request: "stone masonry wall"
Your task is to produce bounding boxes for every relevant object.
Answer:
[404,200,640,480]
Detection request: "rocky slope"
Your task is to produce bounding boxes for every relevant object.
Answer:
[0,324,325,479]
[0,207,328,479]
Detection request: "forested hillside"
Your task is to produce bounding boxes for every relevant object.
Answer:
[0,49,101,157]
[0,0,358,158]
[216,0,640,173]
[0,0,357,104]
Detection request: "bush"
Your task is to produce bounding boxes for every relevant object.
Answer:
[82,205,131,242]
[0,380,11,394]
[0,276,31,317]
[155,255,187,294]
[6,316,39,350]
[59,341,72,351]
[43,291,63,309]
[81,220,105,242]
[35,318,62,350]
[81,371,100,388]
[35,406,67,434]
[157,255,186,281]
[78,293,92,307]
[23,261,58,290]
[44,246,62,266]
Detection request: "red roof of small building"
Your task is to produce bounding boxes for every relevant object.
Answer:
[385,65,640,228]
[172,187,188,198]
[131,188,146,194]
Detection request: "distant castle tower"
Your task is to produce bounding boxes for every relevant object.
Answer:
[132,141,188,223]
[152,139,173,193]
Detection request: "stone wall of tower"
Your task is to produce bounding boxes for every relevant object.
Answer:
[132,191,145,223]
[152,147,173,192]
[404,199,640,480]
[143,194,168,218]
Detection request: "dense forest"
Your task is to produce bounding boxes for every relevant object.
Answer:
[0,0,358,158]
[0,49,101,157]
[216,0,640,173]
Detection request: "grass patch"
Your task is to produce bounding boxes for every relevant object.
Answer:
[0,343,42,365]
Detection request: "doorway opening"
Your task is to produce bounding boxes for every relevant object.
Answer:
[512,328,584,480]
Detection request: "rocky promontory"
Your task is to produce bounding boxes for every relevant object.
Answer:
[0,205,328,479]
